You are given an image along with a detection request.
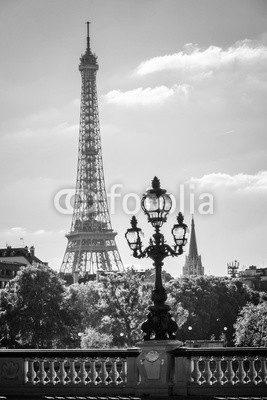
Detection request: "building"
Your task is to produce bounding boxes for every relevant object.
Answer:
[239,265,267,291]
[60,23,124,283]
[183,216,204,276]
[0,245,47,288]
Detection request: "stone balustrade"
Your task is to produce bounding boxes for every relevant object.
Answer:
[0,349,139,397]
[0,346,267,397]
[172,347,267,397]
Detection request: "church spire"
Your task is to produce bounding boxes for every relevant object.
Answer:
[183,216,204,276]
[188,216,198,259]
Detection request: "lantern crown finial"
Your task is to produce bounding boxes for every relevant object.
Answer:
[152,176,160,190]
[177,212,184,225]
[148,176,166,197]
[130,215,138,229]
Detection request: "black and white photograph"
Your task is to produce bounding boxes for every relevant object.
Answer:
[0,1,267,399]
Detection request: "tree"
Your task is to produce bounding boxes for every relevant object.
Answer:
[62,269,188,348]
[166,276,266,345]
[80,327,113,349]
[0,265,69,348]
[60,281,102,348]
[234,301,267,347]
[97,269,153,346]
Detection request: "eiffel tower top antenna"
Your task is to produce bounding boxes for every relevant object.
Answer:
[86,21,90,52]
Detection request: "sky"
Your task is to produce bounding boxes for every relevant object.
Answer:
[0,0,267,278]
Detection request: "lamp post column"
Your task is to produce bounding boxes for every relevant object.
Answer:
[125,177,189,396]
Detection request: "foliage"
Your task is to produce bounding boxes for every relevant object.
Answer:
[59,281,102,348]
[97,268,153,346]
[166,276,266,345]
[63,268,188,348]
[0,265,68,348]
[141,267,173,283]
[234,301,267,347]
[167,298,189,329]
[80,327,113,349]
[2,265,265,349]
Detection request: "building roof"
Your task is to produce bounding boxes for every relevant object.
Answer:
[0,260,26,269]
[0,246,45,265]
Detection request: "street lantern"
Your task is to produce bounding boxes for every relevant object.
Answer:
[172,212,188,253]
[125,216,143,254]
[125,176,188,340]
[141,176,172,228]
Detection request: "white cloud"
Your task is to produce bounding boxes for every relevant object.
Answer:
[189,171,267,192]
[10,227,25,232]
[34,229,46,235]
[102,84,190,106]
[136,40,267,76]
[6,227,27,237]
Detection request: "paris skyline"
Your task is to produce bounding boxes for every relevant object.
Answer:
[0,0,267,277]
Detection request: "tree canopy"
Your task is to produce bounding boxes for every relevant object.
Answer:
[166,276,266,345]
[97,269,152,346]
[234,301,267,347]
[1,266,266,348]
[0,265,68,348]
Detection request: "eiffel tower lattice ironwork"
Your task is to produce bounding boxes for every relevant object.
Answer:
[60,23,124,281]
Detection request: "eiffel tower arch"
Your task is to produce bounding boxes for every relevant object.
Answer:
[60,23,124,282]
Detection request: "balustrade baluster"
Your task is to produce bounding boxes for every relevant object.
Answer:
[258,356,267,385]
[78,358,87,385]
[57,358,67,385]
[47,358,57,385]
[236,356,246,385]
[119,358,127,384]
[67,358,77,384]
[25,358,36,384]
[88,358,97,385]
[247,356,258,384]
[36,359,46,385]
[224,356,235,385]
[24,359,29,384]
[203,357,212,385]
[98,357,108,385]
[108,357,118,385]
[214,356,223,385]
[191,356,201,384]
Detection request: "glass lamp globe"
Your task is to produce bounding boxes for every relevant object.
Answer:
[125,216,143,251]
[141,177,172,228]
[172,212,188,247]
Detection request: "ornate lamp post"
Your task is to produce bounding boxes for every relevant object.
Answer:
[125,177,188,340]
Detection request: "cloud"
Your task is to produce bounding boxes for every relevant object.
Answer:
[189,171,267,192]
[102,84,190,106]
[0,98,79,139]
[10,227,25,232]
[6,227,27,237]
[34,229,46,235]
[136,40,267,76]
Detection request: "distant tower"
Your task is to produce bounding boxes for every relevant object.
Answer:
[183,216,204,276]
[60,23,124,282]
[227,260,239,278]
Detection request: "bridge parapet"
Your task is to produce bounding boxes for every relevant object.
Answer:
[0,347,267,397]
[0,349,139,397]
[172,347,267,397]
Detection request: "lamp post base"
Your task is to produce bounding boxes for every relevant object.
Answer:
[135,340,183,396]
[141,304,178,341]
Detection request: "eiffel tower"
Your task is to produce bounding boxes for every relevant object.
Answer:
[60,23,124,282]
